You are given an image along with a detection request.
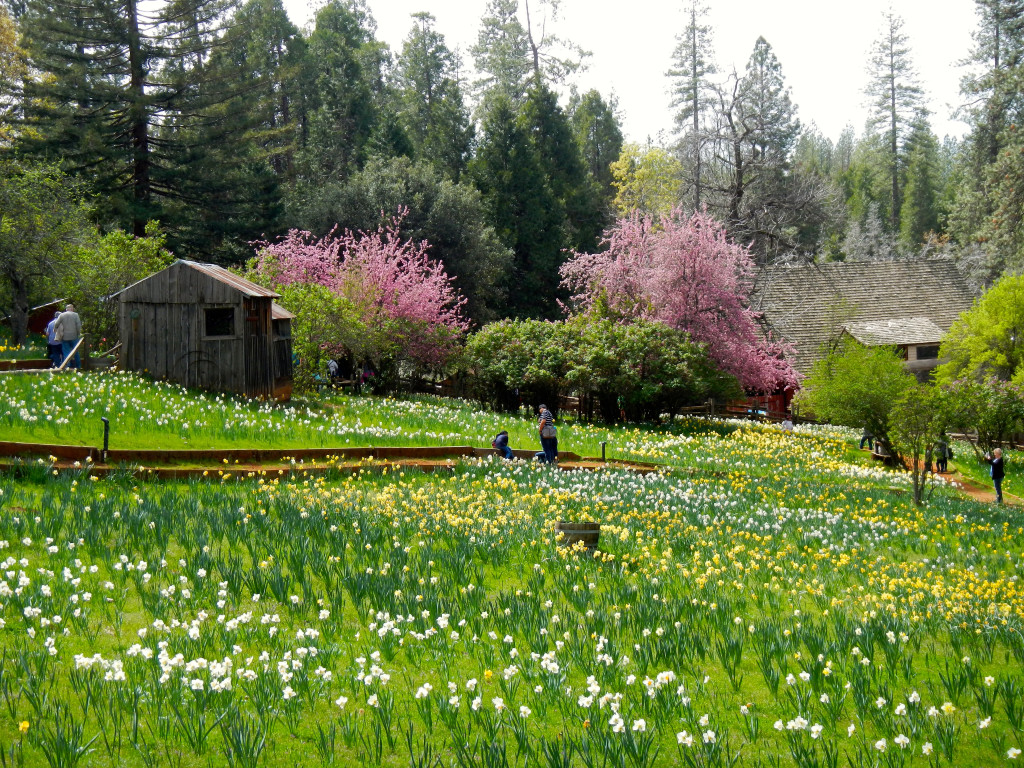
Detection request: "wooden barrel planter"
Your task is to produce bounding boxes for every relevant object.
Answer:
[556,521,600,552]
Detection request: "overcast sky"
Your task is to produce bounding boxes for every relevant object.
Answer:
[281,0,980,145]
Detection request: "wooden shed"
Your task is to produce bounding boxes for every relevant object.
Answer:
[117,260,294,400]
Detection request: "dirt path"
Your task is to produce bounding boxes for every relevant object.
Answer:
[947,466,1017,506]
[858,447,1016,507]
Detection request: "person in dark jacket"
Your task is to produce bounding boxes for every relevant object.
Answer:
[935,433,950,473]
[492,430,513,460]
[859,427,873,450]
[985,448,1005,504]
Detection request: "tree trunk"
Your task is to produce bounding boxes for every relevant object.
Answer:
[127,0,150,237]
[8,274,30,346]
[889,46,900,231]
[691,5,701,210]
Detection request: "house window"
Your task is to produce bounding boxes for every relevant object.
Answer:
[916,344,940,360]
[204,307,235,338]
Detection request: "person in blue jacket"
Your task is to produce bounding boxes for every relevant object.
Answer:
[491,430,513,460]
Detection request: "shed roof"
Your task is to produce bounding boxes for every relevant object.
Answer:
[271,302,295,320]
[114,259,280,300]
[753,259,975,374]
[175,260,279,299]
[843,317,945,346]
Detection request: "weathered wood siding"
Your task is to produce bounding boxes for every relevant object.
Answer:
[118,261,280,399]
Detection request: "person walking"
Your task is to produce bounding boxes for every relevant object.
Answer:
[985,448,1005,504]
[45,310,63,367]
[54,303,83,369]
[537,404,558,464]
[935,433,950,473]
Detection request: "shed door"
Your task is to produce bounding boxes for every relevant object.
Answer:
[243,299,271,398]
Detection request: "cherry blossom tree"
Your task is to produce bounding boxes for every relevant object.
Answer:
[560,208,798,392]
[252,213,468,384]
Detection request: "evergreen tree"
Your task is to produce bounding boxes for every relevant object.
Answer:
[471,94,561,318]
[299,0,388,183]
[0,5,26,141]
[667,0,716,209]
[211,0,304,180]
[841,131,893,240]
[471,0,586,108]
[899,115,943,247]
[949,0,1024,272]
[710,37,824,262]
[17,0,245,244]
[471,0,531,104]
[864,10,924,231]
[567,89,623,209]
[521,82,602,253]
[396,12,473,179]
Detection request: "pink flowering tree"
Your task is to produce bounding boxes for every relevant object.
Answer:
[560,208,799,393]
[251,214,468,388]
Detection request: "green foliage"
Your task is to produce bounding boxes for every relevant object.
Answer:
[864,11,924,231]
[64,222,174,345]
[0,160,94,345]
[943,377,1024,454]
[463,316,737,421]
[396,12,473,180]
[18,0,248,248]
[801,339,915,448]
[610,143,683,218]
[286,156,513,325]
[568,89,623,208]
[899,117,943,248]
[299,0,384,181]
[937,271,1024,383]
[463,318,566,411]
[522,81,604,253]
[564,316,739,422]
[890,383,951,503]
[267,281,364,392]
[0,5,26,142]
[470,94,563,318]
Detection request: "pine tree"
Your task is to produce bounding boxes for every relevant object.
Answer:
[949,0,1024,270]
[710,37,821,262]
[300,0,383,182]
[471,0,531,104]
[18,0,245,244]
[521,82,602,252]
[667,0,716,210]
[864,10,924,231]
[396,12,473,179]
[568,89,623,219]
[471,94,561,318]
[899,115,942,248]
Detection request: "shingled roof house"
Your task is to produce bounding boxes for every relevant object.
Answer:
[753,259,976,382]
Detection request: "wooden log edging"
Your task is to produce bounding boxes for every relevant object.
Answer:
[0,457,659,481]
[0,441,585,465]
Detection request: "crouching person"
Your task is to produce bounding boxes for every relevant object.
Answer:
[492,430,513,460]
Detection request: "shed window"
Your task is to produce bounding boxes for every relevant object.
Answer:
[205,307,235,338]
[916,344,940,360]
